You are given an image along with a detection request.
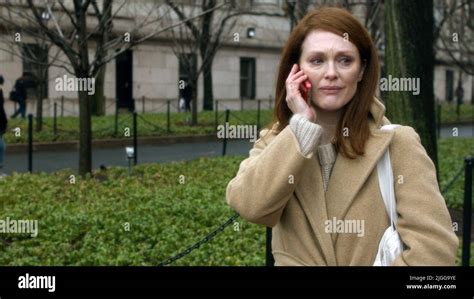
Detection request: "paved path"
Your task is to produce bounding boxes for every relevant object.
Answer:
[2,123,472,174]
[3,140,253,174]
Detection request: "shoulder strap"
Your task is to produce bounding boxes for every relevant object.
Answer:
[377,124,400,229]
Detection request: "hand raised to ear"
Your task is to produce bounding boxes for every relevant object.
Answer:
[285,64,317,122]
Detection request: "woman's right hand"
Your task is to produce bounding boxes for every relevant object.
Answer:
[285,64,317,122]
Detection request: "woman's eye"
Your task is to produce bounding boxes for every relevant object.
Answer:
[311,58,323,65]
[339,57,353,65]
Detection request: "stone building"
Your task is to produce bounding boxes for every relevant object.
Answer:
[0,0,471,117]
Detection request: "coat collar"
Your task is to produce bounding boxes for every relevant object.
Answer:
[295,97,395,265]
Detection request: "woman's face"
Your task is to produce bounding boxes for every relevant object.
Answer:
[299,30,364,112]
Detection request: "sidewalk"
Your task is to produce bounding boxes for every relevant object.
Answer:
[6,134,219,153]
[3,139,253,174]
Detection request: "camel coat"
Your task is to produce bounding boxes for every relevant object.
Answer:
[226,98,458,266]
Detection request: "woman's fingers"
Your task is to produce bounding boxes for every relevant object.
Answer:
[287,71,307,86]
[293,74,307,84]
[291,72,307,83]
[286,65,310,107]
[287,64,297,78]
[288,64,307,80]
[288,68,305,80]
[285,66,315,121]
[288,75,308,96]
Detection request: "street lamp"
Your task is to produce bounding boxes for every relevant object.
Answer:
[126,147,134,177]
[247,27,256,39]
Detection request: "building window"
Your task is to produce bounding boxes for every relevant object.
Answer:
[240,57,256,99]
[22,43,48,99]
[445,69,454,102]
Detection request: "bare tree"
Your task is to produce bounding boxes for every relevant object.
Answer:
[0,2,68,132]
[165,0,298,124]
[434,0,473,75]
[282,0,384,49]
[165,0,236,125]
[284,0,311,30]
[165,0,286,116]
[0,0,221,176]
[433,0,473,122]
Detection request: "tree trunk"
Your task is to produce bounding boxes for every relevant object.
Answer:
[78,90,92,176]
[200,0,214,111]
[35,51,48,132]
[202,60,213,111]
[191,81,198,125]
[77,2,92,176]
[91,0,111,117]
[456,71,463,119]
[384,0,438,172]
[92,65,106,116]
[35,80,43,132]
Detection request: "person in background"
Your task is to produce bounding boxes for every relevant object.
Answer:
[11,72,28,119]
[179,95,186,112]
[0,75,8,177]
[182,82,192,112]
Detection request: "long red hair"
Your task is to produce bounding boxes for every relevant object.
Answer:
[269,7,380,159]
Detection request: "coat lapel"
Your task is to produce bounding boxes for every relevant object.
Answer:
[295,155,337,265]
[325,122,395,229]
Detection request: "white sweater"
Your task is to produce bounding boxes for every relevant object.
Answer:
[289,114,337,192]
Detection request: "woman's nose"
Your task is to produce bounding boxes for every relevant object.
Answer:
[323,62,338,80]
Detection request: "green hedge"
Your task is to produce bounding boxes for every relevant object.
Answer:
[0,157,265,266]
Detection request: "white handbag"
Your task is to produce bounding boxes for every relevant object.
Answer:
[373,124,404,266]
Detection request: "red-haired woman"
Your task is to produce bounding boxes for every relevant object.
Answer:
[226,7,457,266]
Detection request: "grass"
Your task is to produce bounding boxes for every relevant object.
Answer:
[5,109,273,144]
[438,137,474,209]
[438,103,474,124]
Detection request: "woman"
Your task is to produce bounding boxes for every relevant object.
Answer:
[226,7,458,266]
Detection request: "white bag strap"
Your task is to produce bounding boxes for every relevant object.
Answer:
[377,124,400,229]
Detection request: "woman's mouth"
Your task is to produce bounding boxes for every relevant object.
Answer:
[319,86,343,94]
